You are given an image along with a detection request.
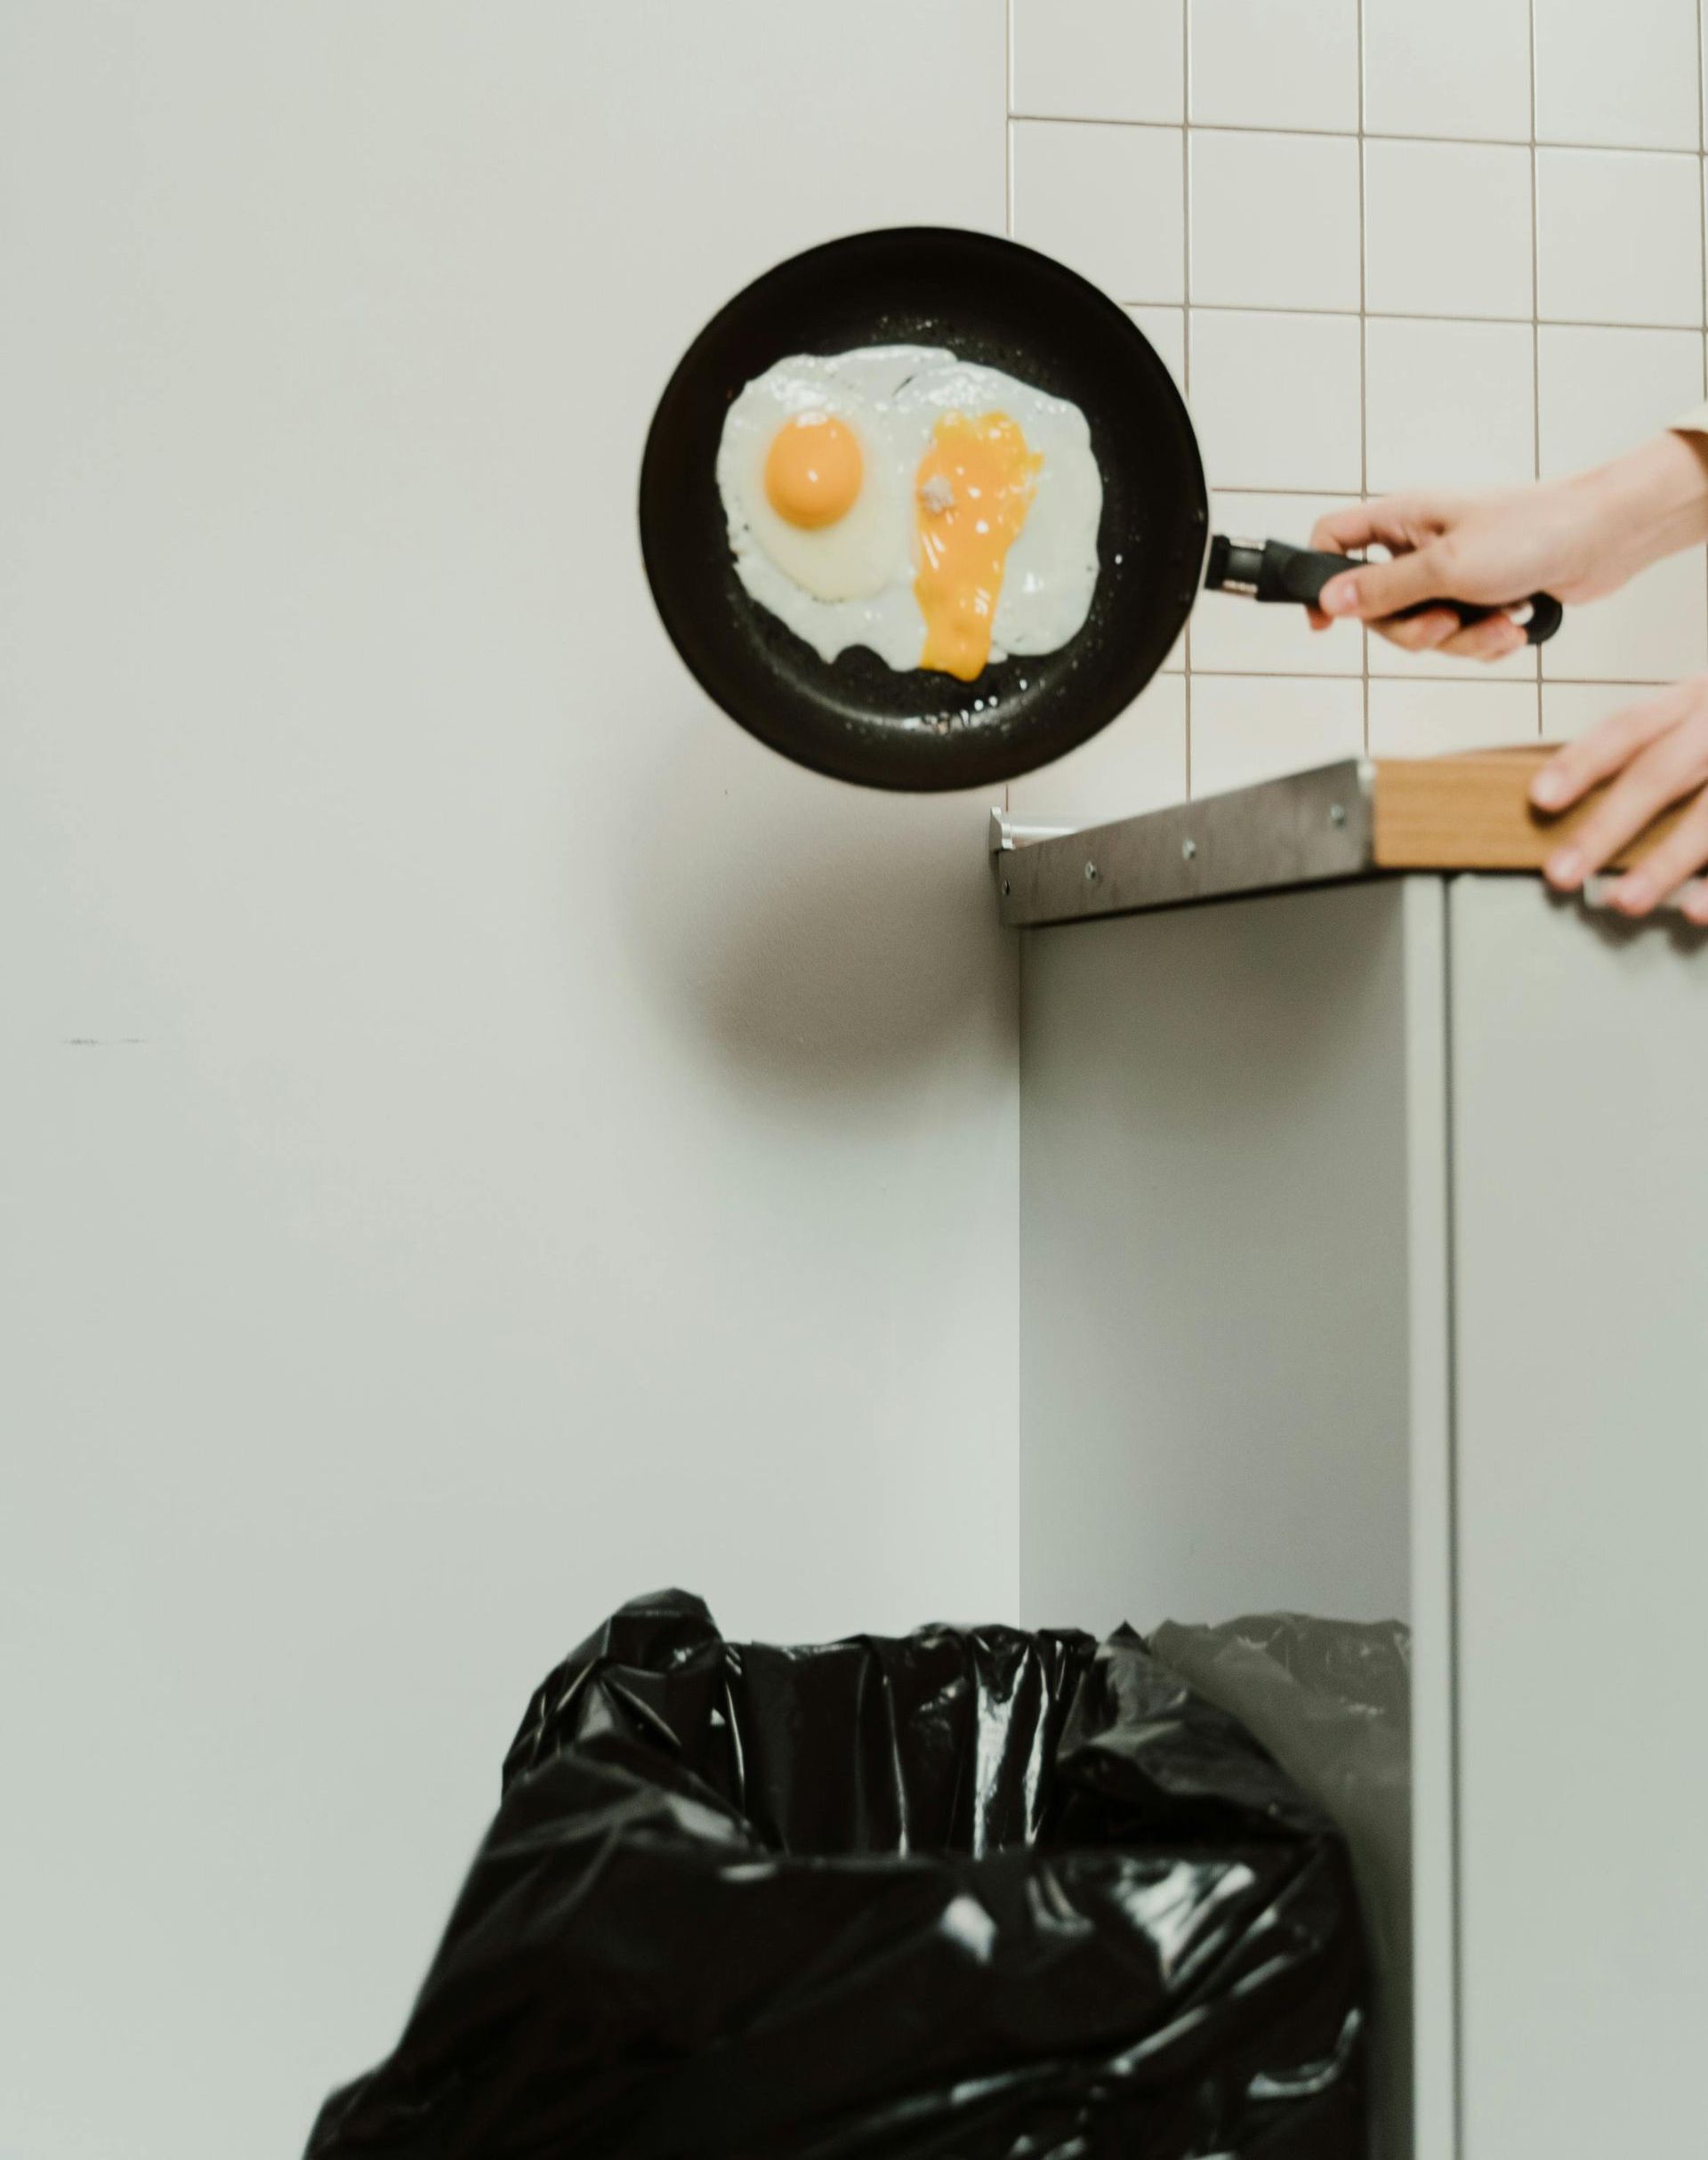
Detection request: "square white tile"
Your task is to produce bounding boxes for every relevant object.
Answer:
[1538,325,1705,475]
[1363,141,1533,320]
[1188,0,1359,133]
[1191,493,1365,673]
[1536,149,1704,327]
[1542,551,1708,681]
[1367,679,1541,755]
[1010,673,1187,823]
[1362,0,1532,143]
[1190,130,1360,312]
[1534,0,1700,151]
[1126,305,1187,391]
[1010,121,1185,304]
[1366,318,1536,491]
[1011,0,1184,125]
[1542,681,1652,740]
[1189,310,1363,490]
[1188,675,1365,796]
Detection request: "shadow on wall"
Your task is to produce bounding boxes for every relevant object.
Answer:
[622,703,1007,1093]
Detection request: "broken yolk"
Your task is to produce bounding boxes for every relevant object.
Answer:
[764,412,864,529]
[914,410,1043,681]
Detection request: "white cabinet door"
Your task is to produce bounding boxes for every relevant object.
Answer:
[1449,877,1708,2159]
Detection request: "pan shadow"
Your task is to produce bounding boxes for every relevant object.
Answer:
[621,707,1011,1096]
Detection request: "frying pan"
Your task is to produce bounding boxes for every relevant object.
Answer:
[640,227,1562,794]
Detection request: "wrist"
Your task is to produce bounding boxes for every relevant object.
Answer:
[1575,431,1708,583]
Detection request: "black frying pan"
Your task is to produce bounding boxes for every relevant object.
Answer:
[640,227,1562,793]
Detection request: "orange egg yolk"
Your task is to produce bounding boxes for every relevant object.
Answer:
[764,412,864,529]
[914,410,1043,681]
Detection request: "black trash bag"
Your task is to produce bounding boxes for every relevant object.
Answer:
[306,1591,1367,2160]
[1150,1616,1411,2160]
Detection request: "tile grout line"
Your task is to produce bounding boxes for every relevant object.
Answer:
[1004,0,1013,817]
[1529,0,1544,742]
[1698,0,1708,688]
[1358,0,1370,753]
[1182,0,1194,801]
[1012,110,1707,157]
[1114,299,1708,333]
[1181,665,1655,681]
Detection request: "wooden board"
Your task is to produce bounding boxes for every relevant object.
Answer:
[1372,746,1688,871]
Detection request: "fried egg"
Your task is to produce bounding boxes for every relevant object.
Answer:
[715,345,1101,681]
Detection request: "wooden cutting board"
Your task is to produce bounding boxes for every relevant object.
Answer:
[1372,746,1688,870]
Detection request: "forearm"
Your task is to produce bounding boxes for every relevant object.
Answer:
[1572,427,1708,585]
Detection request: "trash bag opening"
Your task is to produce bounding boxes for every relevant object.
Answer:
[307,1589,1371,2160]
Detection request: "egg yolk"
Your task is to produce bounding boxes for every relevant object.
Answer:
[914,410,1043,681]
[764,412,864,529]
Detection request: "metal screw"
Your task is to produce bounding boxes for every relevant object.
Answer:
[1181,837,1197,862]
[1328,802,1347,827]
[1002,878,1011,897]
[1084,861,1100,884]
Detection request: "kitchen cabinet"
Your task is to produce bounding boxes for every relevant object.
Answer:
[1005,754,1708,2160]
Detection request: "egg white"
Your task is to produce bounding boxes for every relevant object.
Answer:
[715,344,1102,677]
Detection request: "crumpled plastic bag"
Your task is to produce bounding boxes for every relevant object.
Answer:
[305,1590,1367,2158]
[1151,1616,1409,2160]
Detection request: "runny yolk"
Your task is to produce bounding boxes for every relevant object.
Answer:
[914,411,1043,681]
[764,411,864,529]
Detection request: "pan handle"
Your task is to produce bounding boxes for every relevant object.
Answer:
[1205,535,1564,646]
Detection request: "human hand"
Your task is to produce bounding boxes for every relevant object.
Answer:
[1530,681,1708,923]
[1305,432,1708,662]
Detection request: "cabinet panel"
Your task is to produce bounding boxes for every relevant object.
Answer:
[1449,878,1708,2159]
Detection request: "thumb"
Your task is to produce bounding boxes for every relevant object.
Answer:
[1319,543,1451,622]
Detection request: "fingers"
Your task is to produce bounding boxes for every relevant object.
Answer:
[1435,613,1530,664]
[1318,541,1458,624]
[1539,702,1708,892]
[1602,794,1708,915]
[1530,685,1688,813]
[1309,496,1447,558]
[1372,609,1460,653]
[1681,878,1708,927]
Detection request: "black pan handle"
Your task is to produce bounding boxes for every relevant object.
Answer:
[1205,535,1564,646]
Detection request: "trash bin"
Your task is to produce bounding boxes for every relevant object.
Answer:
[305,1591,1368,2159]
[1151,1616,1411,2160]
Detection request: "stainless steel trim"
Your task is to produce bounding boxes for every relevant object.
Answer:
[996,759,1380,928]
[989,807,1081,855]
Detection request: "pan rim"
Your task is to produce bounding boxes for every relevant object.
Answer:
[638,223,1209,793]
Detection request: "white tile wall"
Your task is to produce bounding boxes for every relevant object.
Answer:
[1187,0,1359,133]
[1542,552,1708,681]
[1189,310,1363,490]
[1369,680,1543,754]
[1126,305,1187,389]
[1535,149,1704,327]
[1533,0,1701,152]
[1542,681,1658,739]
[1362,141,1533,319]
[1366,318,1537,490]
[1189,131,1361,311]
[1362,0,1533,142]
[1189,676,1366,795]
[1011,0,1183,125]
[1010,120,1184,302]
[1010,673,1188,820]
[1537,325,1705,473]
[1004,0,1708,797]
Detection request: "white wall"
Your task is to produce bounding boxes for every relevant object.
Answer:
[0,6,1011,2155]
[1005,0,1708,835]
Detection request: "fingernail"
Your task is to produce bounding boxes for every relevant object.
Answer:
[1531,769,1569,810]
[1320,574,1358,617]
[1546,847,1585,889]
